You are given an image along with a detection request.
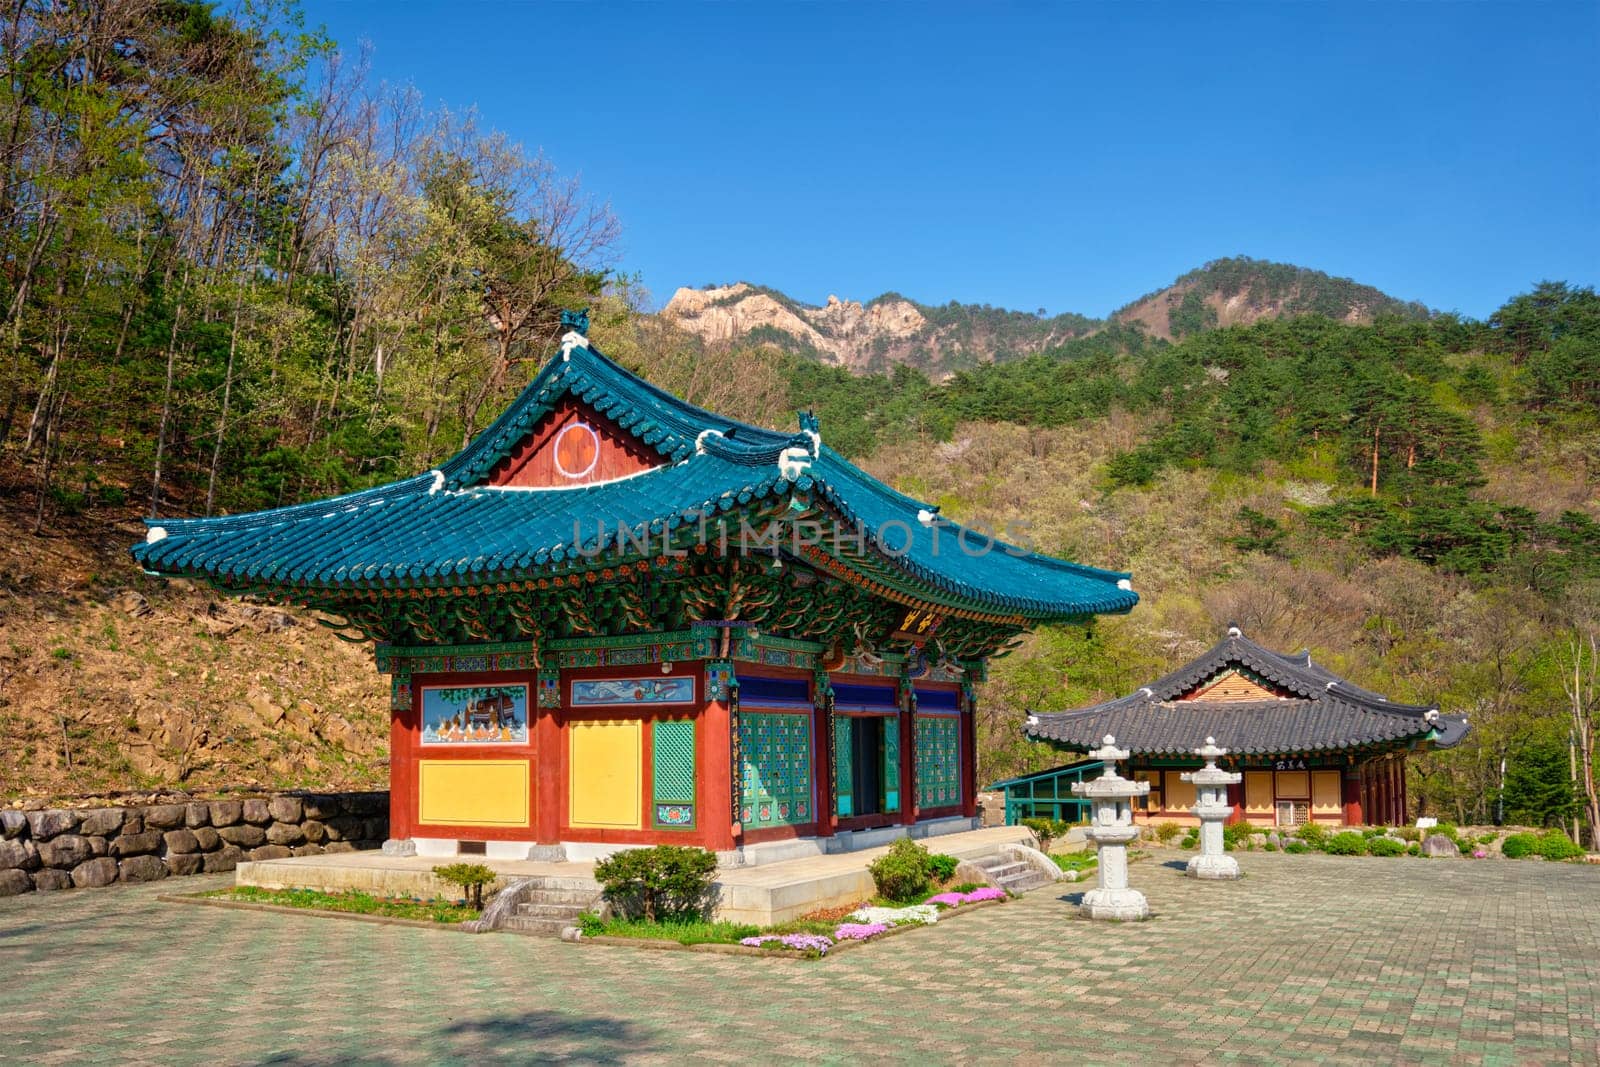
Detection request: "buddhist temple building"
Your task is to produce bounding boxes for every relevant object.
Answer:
[1023,626,1469,827]
[131,313,1138,861]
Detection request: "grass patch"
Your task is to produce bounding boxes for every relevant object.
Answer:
[204,886,479,924]
[584,916,761,945]
[1050,851,1099,873]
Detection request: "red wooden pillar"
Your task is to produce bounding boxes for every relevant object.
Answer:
[812,676,834,838]
[961,699,979,820]
[1226,782,1245,825]
[900,704,916,827]
[700,687,735,852]
[388,684,415,840]
[533,695,562,845]
[1342,770,1363,826]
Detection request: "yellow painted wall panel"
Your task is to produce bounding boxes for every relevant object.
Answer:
[1163,771,1197,814]
[1276,770,1311,800]
[1312,770,1343,816]
[418,760,530,827]
[1244,771,1274,815]
[569,719,642,829]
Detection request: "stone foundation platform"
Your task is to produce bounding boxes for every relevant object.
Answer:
[237,824,1037,926]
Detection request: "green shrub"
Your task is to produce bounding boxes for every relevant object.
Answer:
[1536,830,1586,861]
[593,845,719,922]
[1395,826,1421,842]
[1297,822,1328,846]
[1322,831,1368,856]
[1262,842,1278,852]
[1406,843,1422,856]
[1367,836,1407,857]
[1179,831,1199,850]
[1476,831,1500,845]
[1283,841,1311,854]
[928,853,959,883]
[1020,817,1072,852]
[431,862,498,909]
[1501,832,1540,859]
[1436,822,1459,841]
[577,910,605,937]
[869,838,934,902]
[1222,822,1255,851]
[1456,837,1475,855]
[1362,827,1385,839]
[1154,821,1182,845]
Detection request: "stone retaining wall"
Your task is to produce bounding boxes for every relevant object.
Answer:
[0,791,387,896]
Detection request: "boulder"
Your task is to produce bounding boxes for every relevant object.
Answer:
[249,844,293,861]
[88,836,109,858]
[70,857,119,889]
[203,846,244,873]
[292,843,325,857]
[38,834,94,869]
[166,853,204,877]
[110,831,163,857]
[33,868,73,891]
[209,801,244,827]
[162,829,200,855]
[118,855,167,882]
[79,808,126,838]
[1421,834,1459,858]
[267,796,303,824]
[217,824,266,848]
[192,827,221,852]
[241,799,272,825]
[0,810,29,839]
[323,841,356,854]
[142,804,187,830]
[346,793,385,816]
[121,813,144,836]
[0,837,39,871]
[324,817,361,841]
[302,794,339,820]
[0,869,33,896]
[26,809,79,841]
[185,803,211,829]
[265,822,305,847]
[301,820,327,844]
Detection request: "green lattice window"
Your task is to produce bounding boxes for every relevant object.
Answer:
[652,718,696,829]
[883,719,901,814]
[834,716,853,817]
[738,712,813,829]
[916,716,960,809]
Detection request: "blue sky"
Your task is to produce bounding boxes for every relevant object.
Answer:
[304,2,1597,319]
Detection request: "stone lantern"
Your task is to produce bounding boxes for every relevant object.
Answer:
[1070,734,1151,920]
[1181,736,1242,880]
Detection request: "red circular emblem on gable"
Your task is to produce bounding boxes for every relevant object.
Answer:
[553,422,600,479]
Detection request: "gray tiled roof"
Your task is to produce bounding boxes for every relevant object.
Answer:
[1025,628,1469,756]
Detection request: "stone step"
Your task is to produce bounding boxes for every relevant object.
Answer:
[505,915,575,937]
[976,861,1028,879]
[520,887,600,907]
[998,872,1054,894]
[518,902,589,920]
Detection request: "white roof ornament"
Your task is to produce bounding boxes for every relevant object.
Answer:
[1117,578,1133,591]
[777,445,814,481]
[428,470,445,496]
[558,308,591,361]
[917,508,937,527]
[1425,709,1440,723]
[1139,687,1155,699]
[1026,713,1039,726]
[695,429,724,456]
[1227,624,1242,638]
[146,526,168,544]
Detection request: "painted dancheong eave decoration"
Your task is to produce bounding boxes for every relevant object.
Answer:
[1023,626,1469,828]
[131,309,1139,853]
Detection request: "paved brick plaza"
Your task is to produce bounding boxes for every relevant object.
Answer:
[2,851,1596,1064]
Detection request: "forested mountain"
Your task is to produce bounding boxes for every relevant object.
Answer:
[660,258,1430,375]
[1,2,1596,841]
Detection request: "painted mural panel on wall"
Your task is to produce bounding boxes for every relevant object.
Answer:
[739,712,812,829]
[570,676,696,707]
[420,685,529,744]
[916,715,960,809]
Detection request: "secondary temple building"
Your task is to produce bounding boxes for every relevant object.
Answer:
[131,313,1139,861]
[1024,626,1469,827]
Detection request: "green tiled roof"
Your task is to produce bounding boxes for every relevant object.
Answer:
[131,334,1137,621]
